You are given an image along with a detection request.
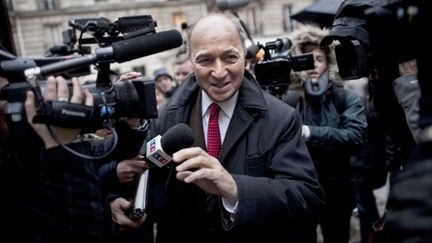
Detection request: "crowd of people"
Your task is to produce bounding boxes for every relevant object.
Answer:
[0,1,429,242]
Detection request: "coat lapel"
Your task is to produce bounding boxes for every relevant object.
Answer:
[189,92,206,150]
[219,105,254,163]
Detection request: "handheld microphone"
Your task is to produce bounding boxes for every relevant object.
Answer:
[111,29,183,63]
[216,0,251,11]
[130,170,149,220]
[146,123,195,168]
[24,30,183,78]
[130,123,195,220]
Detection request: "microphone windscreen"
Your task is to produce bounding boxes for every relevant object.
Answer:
[160,123,195,156]
[113,30,183,63]
[246,44,260,59]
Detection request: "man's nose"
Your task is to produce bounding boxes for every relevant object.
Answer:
[212,59,227,78]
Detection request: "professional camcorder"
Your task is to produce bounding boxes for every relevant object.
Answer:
[0,14,183,139]
[82,77,157,131]
[47,15,157,56]
[320,0,431,165]
[321,0,426,82]
[44,15,157,78]
[253,38,314,97]
[320,2,432,242]
[321,0,430,126]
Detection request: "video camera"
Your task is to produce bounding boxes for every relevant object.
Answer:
[253,38,314,97]
[320,0,432,161]
[321,2,432,241]
[46,15,157,56]
[0,14,183,139]
[44,15,158,84]
[321,0,426,82]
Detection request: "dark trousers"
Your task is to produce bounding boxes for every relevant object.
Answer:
[356,185,380,243]
[318,179,356,243]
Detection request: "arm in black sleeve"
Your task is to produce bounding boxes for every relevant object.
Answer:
[39,141,111,242]
[106,120,148,161]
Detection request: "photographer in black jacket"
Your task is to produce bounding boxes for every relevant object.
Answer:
[0,75,148,243]
[321,0,432,242]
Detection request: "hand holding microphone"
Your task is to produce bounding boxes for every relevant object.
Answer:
[116,155,148,184]
[128,123,195,220]
[146,123,195,167]
[173,147,238,202]
[146,123,238,202]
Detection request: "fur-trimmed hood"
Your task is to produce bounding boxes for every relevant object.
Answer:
[288,24,342,89]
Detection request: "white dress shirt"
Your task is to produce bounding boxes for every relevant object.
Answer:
[201,90,239,215]
[201,90,238,147]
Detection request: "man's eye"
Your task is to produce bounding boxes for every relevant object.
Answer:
[197,58,211,64]
[226,55,239,62]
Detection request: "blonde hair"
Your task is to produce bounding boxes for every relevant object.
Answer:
[289,24,341,89]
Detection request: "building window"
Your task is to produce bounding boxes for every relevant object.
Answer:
[44,23,63,50]
[283,5,293,32]
[37,0,59,10]
[243,6,259,35]
[172,12,187,33]
[133,66,146,76]
[172,12,188,53]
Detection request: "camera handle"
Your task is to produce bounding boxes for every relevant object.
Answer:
[26,75,119,160]
[35,100,120,160]
[95,62,113,89]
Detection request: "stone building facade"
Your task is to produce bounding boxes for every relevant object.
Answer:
[5,0,312,77]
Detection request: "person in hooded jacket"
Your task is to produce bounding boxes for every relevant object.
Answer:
[283,24,367,243]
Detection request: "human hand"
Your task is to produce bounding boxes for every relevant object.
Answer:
[94,128,112,138]
[301,125,310,140]
[116,71,145,129]
[116,155,148,184]
[173,147,238,201]
[398,59,417,76]
[25,76,93,148]
[118,71,142,81]
[110,197,145,230]
[118,116,143,129]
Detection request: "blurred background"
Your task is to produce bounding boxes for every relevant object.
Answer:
[0,0,326,78]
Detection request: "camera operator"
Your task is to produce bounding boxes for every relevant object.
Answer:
[0,74,151,243]
[0,75,112,243]
[283,24,367,243]
[319,0,432,242]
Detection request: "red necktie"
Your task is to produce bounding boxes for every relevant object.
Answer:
[207,103,221,158]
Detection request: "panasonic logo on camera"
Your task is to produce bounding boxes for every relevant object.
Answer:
[61,109,86,117]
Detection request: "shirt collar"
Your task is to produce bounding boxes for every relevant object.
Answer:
[201,90,238,119]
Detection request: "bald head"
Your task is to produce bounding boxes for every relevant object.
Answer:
[187,14,246,56]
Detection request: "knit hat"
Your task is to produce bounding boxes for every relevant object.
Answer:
[153,67,173,81]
